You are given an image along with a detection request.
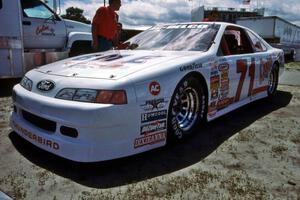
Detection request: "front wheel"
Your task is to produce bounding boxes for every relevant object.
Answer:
[167,76,206,141]
[267,64,279,98]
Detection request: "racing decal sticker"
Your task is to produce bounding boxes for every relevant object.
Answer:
[218,63,230,99]
[141,110,167,123]
[235,58,269,99]
[259,56,272,84]
[127,55,163,64]
[208,101,217,117]
[36,25,55,36]
[217,97,235,110]
[140,120,167,135]
[179,63,202,72]
[12,120,60,150]
[72,54,103,61]
[210,73,219,100]
[149,81,161,96]
[134,131,166,148]
[140,98,168,111]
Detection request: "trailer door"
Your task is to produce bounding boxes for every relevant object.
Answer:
[0,0,24,78]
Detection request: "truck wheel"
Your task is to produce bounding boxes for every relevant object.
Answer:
[267,64,279,98]
[167,76,206,142]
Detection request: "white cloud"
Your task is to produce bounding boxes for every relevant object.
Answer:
[58,0,300,27]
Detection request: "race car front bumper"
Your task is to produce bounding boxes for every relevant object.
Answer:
[9,84,147,162]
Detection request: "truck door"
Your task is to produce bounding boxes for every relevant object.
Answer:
[21,0,67,50]
[0,0,24,77]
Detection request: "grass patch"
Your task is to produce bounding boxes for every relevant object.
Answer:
[285,62,300,71]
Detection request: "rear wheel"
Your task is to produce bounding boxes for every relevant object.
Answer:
[267,64,279,98]
[167,76,206,141]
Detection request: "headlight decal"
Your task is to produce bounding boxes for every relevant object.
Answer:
[20,76,33,91]
[55,88,127,104]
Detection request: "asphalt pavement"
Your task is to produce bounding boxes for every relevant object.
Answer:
[279,70,300,86]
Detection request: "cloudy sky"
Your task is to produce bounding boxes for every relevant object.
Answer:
[51,0,300,27]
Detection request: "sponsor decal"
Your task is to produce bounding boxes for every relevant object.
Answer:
[218,63,229,71]
[72,54,103,61]
[218,63,230,100]
[141,110,167,123]
[140,120,166,135]
[218,97,235,110]
[134,132,166,148]
[95,53,129,62]
[140,98,168,111]
[149,81,161,96]
[37,80,55,92]
[36,25,55,36]
[12,120,59,150]
[180,63,202,72]
[210,75,219,100]
[259,57,271,84]
[127,55,162,64]
[208,101,217,117]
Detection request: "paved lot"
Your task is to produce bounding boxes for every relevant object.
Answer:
[280,69,300,86]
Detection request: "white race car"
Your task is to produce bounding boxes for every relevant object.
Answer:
[10,22,284,162]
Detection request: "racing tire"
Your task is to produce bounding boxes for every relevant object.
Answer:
[167,76,206,142]
[267,64,279,98]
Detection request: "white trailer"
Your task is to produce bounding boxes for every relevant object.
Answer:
[0,0,92,78]
[236,16,300,61]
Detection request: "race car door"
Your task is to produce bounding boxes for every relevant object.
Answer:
[245,29,271,100]
[21,0,67,50]
[0,0,24,77]
[216,26,255,112]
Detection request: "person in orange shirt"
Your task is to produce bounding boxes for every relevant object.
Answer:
[92,0,121,52]
[202,11,219,22]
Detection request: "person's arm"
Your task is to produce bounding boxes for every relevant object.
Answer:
[92,22,98,50]
[92,8,102,50]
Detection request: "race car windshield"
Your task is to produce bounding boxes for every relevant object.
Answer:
[126,24,220,51]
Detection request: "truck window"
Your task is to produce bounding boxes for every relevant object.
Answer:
[0,0,2,9]
[21,0,57,20]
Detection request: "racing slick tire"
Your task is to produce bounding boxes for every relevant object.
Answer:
[167,76,206,142]
[267,63,279,98]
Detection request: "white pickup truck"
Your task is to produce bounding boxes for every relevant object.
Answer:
[0,0,92,78]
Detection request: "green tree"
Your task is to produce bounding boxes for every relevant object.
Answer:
[61,7,91,24]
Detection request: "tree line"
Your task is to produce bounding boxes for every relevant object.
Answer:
[61,7,91,24]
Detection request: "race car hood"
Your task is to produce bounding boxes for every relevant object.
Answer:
[35,50,202,80]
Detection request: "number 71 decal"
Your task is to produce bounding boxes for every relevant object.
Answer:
[235,58,268,102]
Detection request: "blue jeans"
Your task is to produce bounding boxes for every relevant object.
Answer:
[97,36,113,52]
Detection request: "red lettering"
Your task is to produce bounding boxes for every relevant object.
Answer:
[235,59,247,102]
[248,58,255,96]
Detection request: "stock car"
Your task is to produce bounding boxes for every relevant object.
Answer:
[10,22,284,162]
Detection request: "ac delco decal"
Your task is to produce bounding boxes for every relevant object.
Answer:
[141,110,167,123]
[12,120,59,150]
[134,132,166,148]
[140,120,166,135]
[149,81,161,96]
